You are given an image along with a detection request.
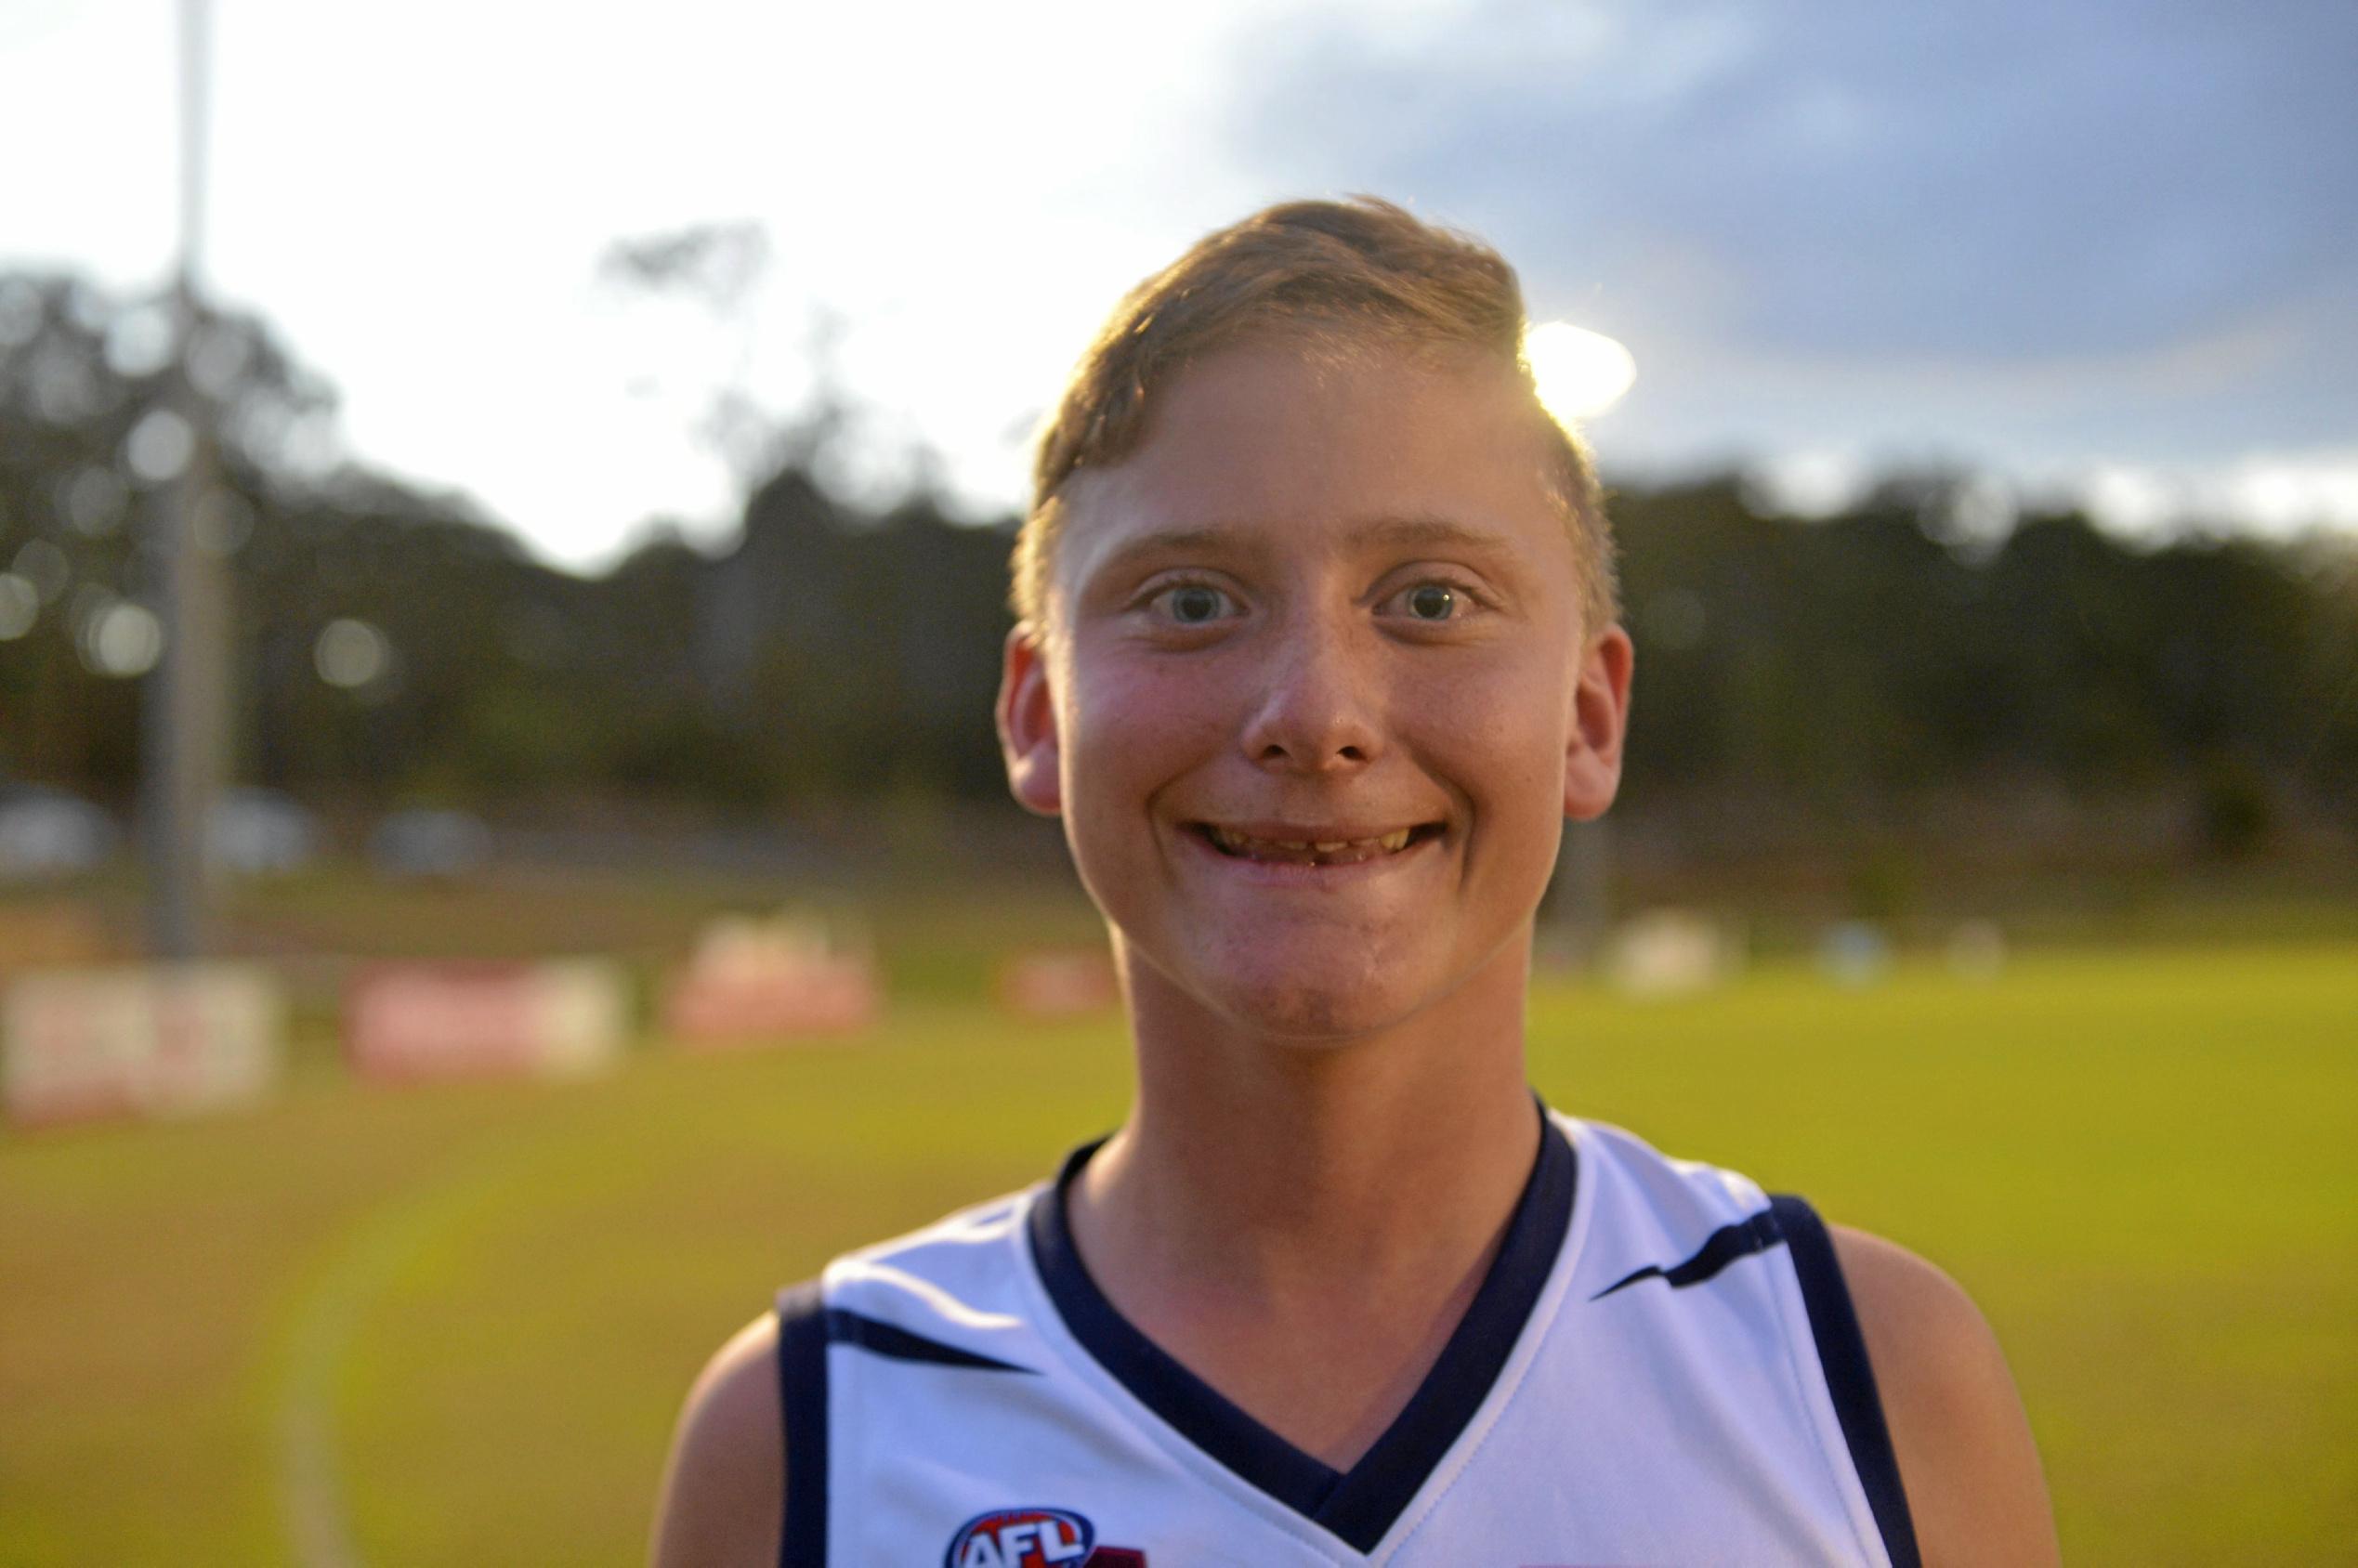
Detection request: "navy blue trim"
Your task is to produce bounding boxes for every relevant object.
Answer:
[821,1307,1034,1373]
[1028,1104,1577,1553]
[775,1282,831,1568]
[1316,1109,1577,1549]
[1769,1196,1921,1568]
[1028,1143,1343,1516]
[1592,1208,1785,1299]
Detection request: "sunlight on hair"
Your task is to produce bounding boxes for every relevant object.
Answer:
[1525,320,1635,423]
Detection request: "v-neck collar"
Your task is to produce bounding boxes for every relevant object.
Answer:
[1025,1104,1579,1554]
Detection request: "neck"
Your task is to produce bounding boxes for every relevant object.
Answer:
[1076,933,1542,1299]
[1059,934,1548,1467]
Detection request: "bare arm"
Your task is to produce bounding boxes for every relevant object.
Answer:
[649,1314,784,1568]
[1830,1226,2059,1568]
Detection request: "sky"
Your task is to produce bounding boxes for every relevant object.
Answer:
[3,0,2353,570]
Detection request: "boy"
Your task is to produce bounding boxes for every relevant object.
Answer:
[652,198,2057,1566]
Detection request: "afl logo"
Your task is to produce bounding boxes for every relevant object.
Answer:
[943,1508,1094,1568]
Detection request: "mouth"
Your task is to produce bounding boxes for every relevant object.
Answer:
[1191,822,1442,867]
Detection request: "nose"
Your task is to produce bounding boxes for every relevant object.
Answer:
[1238,608,1383,773]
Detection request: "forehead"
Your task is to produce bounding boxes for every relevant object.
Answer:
[1052,341,1570,595]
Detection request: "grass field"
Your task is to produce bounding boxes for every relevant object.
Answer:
[2,916,2353,1563]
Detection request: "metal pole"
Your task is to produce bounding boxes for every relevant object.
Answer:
[143,0,226,960]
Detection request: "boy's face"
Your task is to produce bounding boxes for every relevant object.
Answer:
[999,339,1631,1042]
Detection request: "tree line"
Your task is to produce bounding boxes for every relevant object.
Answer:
[3,270,2352,863]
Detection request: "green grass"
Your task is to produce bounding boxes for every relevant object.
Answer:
[3,942,2353,1564]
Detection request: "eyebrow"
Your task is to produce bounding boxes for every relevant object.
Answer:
[1084,513,1513,586]
[1089,526,1245,575]
[1348,513,1512,553]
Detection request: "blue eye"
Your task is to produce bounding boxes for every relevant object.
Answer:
[1403,583,1458,621]
[1161,583,1231,624]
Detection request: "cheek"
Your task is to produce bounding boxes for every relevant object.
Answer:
[1411,664,1572,908]
[1055,664,1230,939]
[1411,655,1571,789]
[1072,660,1228,754]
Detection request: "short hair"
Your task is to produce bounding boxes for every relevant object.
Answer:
[1012,196,1618,634]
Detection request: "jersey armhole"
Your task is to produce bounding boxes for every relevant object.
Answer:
[775,1281,831,1568]
[1768,1195,1922,1568]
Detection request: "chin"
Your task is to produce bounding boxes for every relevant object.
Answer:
[1149,947,1449,1045]
[1223,989,1411,1044]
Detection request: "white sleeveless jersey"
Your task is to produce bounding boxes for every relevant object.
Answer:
[773,1111,1919,1567]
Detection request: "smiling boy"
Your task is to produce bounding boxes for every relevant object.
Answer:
[652,199,2057,1566]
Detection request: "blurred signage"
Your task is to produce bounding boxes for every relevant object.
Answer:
[1816,921,1894,989]
[1605,908,1738,997]
[0,903,111,978]
[996,949,1120,1020]
[2,963,284,1128]
[347,960,627,1082]
[664,916,880,1045]
[1945,918,2008,981]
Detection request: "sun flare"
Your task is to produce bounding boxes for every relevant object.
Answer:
[1525,320,1637,424]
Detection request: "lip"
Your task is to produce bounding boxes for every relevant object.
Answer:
[1198,819,1430,845]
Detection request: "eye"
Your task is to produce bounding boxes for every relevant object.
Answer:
[1390,581,1462,621]
[1377,574,1494,629]
[1150,581,1236,625]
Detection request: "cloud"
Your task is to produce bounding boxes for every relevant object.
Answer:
[1227,0,2358,362]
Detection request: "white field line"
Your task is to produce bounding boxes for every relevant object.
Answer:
[270,1156,517,1568]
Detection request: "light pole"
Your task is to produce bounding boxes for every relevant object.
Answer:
[143,0,228,960]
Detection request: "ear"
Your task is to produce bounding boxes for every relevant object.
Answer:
[1565,624,1633,822]
[996,622,1063,817]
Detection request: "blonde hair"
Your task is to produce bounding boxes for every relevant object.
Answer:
[1013,196,1618,633]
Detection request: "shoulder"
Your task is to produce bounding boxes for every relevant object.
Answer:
[1828,1225,2060,1568]
[649,1312,783,1568]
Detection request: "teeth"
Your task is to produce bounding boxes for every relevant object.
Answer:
[1205,826,1421,857]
